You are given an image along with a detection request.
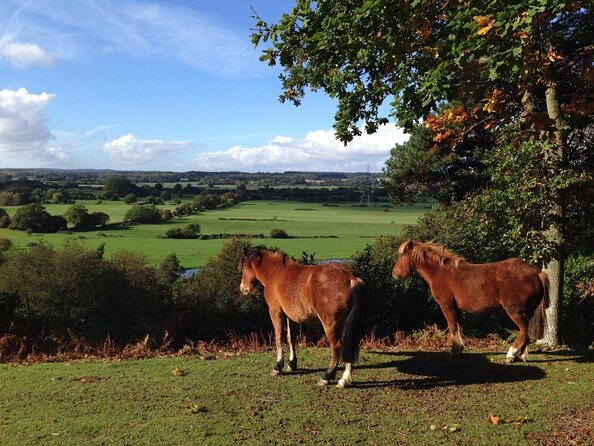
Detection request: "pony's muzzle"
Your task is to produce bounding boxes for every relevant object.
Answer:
[239,283,251,295]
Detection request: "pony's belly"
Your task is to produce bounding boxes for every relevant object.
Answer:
[458,299,500,314]
[286,310,315,324]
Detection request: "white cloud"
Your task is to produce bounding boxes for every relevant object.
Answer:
[2,0,261,77]
[103,133,195,163]
[0,36,56,68]
[196,124,409,172]
[0,88,68,165]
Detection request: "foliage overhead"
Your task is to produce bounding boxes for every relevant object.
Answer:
[253,1,592,142]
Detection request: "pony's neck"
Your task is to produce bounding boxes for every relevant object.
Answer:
[254,253,290,286]
[414,259,440,283]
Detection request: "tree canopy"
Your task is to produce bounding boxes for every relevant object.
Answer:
[254,0,592,142]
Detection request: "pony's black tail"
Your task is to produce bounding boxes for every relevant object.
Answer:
[340,277,365,364]
[529,271,550,340]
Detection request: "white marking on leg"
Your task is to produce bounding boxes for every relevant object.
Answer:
[520,345,529,362]
[271,343,283,375]
[506,345,519,363]
[286,318,296,371]
[337,363,352,388]
[457,325,465,351]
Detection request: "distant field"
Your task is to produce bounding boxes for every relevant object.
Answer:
[0,348,592,445]
[0,200,429,268]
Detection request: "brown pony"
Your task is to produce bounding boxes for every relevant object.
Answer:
[239,247,364,387]
[392,240,549,363]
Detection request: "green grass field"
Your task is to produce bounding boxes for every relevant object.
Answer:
[0,200,428,268]
[1,348,592,445]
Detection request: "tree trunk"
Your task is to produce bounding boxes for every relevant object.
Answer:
[541,81,565,347]
[543,257,562,346]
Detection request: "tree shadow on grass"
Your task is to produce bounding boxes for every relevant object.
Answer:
[351,350,546,390]
[526,348,594,364]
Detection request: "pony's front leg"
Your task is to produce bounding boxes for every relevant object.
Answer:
[286,318,298,372]
[438,301,464,356]
[269,308,284,375]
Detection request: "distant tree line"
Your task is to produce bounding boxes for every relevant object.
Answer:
[0,171,388,205]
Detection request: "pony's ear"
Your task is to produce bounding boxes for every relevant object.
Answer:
[243,247,250,257]
[405,240,414,251]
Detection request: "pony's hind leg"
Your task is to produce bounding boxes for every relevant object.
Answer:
[504,308,530,363]
[337,363,352,388]
[269,308,284,375]
[319,323,341,386]
[286,318,298,372]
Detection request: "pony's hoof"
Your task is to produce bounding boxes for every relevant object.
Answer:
[318,378,329,386]
[287,358,297,372]
[271,369,281,376]
[336,379,351,388]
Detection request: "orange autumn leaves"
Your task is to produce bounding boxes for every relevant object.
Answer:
[424,90,505,147]
[474,15,496,36]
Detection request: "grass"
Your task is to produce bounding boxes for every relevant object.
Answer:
[0,200,428,268]
[0,348,592,445]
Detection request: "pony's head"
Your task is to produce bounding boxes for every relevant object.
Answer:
[392,240,464,279]
[392,240,416,279]
[238,247,262,295]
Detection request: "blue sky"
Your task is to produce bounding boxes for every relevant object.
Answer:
[0,0,407,172]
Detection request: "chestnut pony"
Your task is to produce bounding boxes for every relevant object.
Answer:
[392,240,549,363]
[239,247,364,388]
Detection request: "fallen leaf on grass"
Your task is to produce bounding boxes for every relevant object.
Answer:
[488,412,501,425]
[171,367,188,376]
[189,404,208,414]
[488,412,530,427]
[429,424,461,433]
[71,376,107,383]
[509,415,530,427]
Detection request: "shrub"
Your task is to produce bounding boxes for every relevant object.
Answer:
[0,191,27,206]
[192,194,221,210]
[0,238,12,251]
[9,203,66,233]
[173,203,193,217]
[165,224,201,239]
[171,238,269,344]
[158,252,184,286]
[64,205,110,230]
[0,243,169,343]
[562,255,594,346]
[64,204,88,227]
[351,235,441,336]
[124,204,166,224]
[270,228,289,239]
[0,208,10,228]
[123,193,138,204]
